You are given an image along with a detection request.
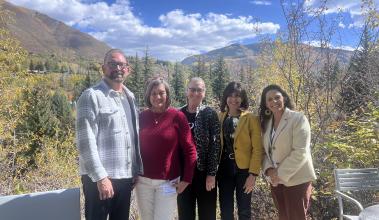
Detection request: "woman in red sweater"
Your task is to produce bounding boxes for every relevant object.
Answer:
[135,77,197,220]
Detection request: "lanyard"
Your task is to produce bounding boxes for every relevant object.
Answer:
[268,119,277,168]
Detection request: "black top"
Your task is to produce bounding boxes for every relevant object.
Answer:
[182,108,196,138]
[222,115,240,155]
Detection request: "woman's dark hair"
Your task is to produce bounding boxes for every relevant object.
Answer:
[259,84,294,132]
[220,82,249,112]
[144,77,171,109]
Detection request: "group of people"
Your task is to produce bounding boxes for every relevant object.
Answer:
[76,49,316,220]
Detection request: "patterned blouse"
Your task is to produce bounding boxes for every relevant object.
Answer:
[180,104,221,176]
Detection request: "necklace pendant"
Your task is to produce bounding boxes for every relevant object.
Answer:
[155,120,158,124]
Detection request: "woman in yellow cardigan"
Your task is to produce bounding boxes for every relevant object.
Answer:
[217,82,263,220]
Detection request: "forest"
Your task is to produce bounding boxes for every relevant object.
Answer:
[0,1,378,219]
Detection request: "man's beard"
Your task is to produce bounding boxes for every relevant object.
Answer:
[106,70,125,83]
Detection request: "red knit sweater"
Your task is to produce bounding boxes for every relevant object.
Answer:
[139,107,197,183]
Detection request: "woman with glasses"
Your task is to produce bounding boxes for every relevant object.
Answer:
[177,77,221,220]
[136,77,197,220]
[217,81,263,220]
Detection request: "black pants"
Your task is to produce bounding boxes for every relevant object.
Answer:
[177,167,217,220]
[217,158,252,220]
[81,175,133,220]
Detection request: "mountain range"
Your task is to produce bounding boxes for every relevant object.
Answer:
[181,42,354,68]
[1,0,110,61]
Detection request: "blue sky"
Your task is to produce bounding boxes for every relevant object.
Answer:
[7,0,377,61]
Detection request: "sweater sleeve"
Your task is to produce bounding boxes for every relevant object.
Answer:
[176,111,197,183]
[206,108,221,176]
[248,115,263,175]
[76,90,108,182]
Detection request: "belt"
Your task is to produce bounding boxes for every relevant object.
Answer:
[222,152,235,160]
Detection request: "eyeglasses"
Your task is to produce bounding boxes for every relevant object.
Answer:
[188,87,204,93]
[107,61,129,69]
[151,91,167,97]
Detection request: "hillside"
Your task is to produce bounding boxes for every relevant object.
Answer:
[181,42,354,68]
[1,0,110,61]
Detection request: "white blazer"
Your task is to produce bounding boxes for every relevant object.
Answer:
[262,108,316,186]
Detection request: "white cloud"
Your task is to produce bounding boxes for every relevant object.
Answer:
[8,0,280,61]
[250,1,272,6]
[303,40,355,51]
[348,22,364,29]
[338,22,345,29]
[334,45,355,51]
[304,0,379,29]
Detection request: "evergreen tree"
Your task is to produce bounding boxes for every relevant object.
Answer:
[192,56,213,103]
[330,61,340,91]
[142,47,153,85]
[191,56,204,78]
[239,66,245,84]
[16,86,60,164]
[51,89,74,139]
[60,65,68,74]
[17,87,59,138]
[53,62,60,72]
[193,56,209,81]
[211,56,230,101]
[35,61,45,72]
[72,70,92,101]
[29,60,34,71]
[339,26,373,113]
[171,62,186,106]
[126,53,144,105]
[44,60,51,72]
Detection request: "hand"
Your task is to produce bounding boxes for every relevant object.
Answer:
[205,175,216,191]
[97,177,114,200]
[175,181,190,194]
[243,174,256,194]
[266,168,279,187]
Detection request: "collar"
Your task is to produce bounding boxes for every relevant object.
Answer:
[99,79,135,99]
[181,103,205,117]
[220,109,248,120]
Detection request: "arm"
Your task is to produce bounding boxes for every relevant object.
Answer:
[76,90,107,182]
[177,111,197,184]
[206,108,221,176]
[263,152,279,186]
[205,108,221,191]
[262,154,274,175]
[277,114,311,182]
[243,115,263,193]
[248,115,263,175]
[76,90,113,200]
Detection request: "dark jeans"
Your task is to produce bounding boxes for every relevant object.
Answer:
[217,157,252,220]
[81,175,133,220]
[177,167,217,220]
[271,182,312,220]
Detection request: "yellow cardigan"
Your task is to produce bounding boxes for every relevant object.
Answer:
[219,111,263,174]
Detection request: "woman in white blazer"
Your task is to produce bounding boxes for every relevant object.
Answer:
[259,84,316,220]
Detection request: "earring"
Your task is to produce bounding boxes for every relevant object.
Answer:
[265,109,272,116]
